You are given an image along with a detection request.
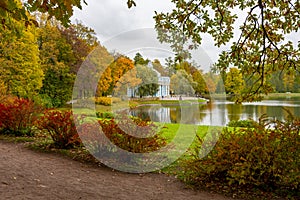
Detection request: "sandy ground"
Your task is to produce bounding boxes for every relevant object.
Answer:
[0,140,233,200]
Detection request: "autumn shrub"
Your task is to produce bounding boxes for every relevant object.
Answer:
[77,116,166,163]
[99,116,166,153]
[36,110,81,149]
[77,122,106,151]
[94,97,121,106]
[96,112,115,119]
[0,95,18,106]
[227,119,258,128]
[181,114,300,197]
[0,98,42,136]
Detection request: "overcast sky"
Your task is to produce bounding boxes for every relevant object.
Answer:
[71,0,219,71]
[71,0,298,71]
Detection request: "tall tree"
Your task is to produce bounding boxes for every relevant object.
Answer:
[152,59,168,76]
[96,56,136,96]
[38,20,75,107]
[96,67,113,97]
[133,53,150,66]
[203,72,217,94]
[135,64,159,98]
[170,70,196,96]
[225,68,245,97]
[0,20,43,98]
[60,21,98,74]
[114,67,142,97]
[153,0,300,101]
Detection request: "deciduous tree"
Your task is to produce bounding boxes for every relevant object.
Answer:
[0,21,43,98]
[153,0,300,101]
[170,70,196,96]
[225,68,245,97]
[38,20,75,106]
[135,64,159,98]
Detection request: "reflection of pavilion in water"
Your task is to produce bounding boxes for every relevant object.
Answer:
[130,98,300,126]
[131,105,205,124]
[131,106,172,123]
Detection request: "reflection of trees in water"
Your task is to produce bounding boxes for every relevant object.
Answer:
[170,107,179,123]
[131,106,151,121]
[227,103,243,121]
[293,106,300,118]
[131,106,172,123]
[131,98,300,125]
[267,106,295,121]
[169,105,208,124]
[205,101,215,111]
[132,104,209,124]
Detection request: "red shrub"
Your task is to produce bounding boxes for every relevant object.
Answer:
[98,116,166,153]
[36,110,81,149]
[77,116,167,164]
[0,98,42,136]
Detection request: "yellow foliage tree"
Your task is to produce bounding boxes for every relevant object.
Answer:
[0,21,43,98]
[115,67,142,96]
[97,67,113,97]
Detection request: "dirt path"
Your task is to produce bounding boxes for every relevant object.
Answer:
[0,141,233,200]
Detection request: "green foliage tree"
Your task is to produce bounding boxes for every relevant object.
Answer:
[135,64,159,98]
[136,84,159,98]
[293,71,300,93]
[40,64,75,107]
[192,70,207,95]
[133,53,150,66]
[170,70,196,96]
[36,17,101,106]
[153,0,300,101]
[38,20,76,107]
[0,0,86,28]
[268,71,285,93]
[225,68,245,96]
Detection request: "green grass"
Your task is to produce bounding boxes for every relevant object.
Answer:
[0,134,36,143]
[130,99,207,106]
[153,123,223,168]
[157,123,214,141]
[264,92,300,99]
[204,93,300,101]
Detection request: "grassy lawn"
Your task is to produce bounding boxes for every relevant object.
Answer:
[207,92,300,100]
[264,92,300,99]
[130,99,207,106]
[66,98,208,116]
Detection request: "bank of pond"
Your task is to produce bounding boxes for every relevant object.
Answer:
[128,96,300,126]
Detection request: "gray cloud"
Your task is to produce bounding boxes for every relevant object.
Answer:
[72,0,174,41]
[72,0,298,71]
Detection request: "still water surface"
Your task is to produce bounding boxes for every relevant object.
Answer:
[130,97,300,126]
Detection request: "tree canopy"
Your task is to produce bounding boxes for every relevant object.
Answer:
[152,0,299,101]
[2,0,299,102]
[0,0,137,27]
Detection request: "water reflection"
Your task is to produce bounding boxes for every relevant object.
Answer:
[130,97,300,126]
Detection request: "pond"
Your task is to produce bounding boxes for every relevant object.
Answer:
[129,97,300,126]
